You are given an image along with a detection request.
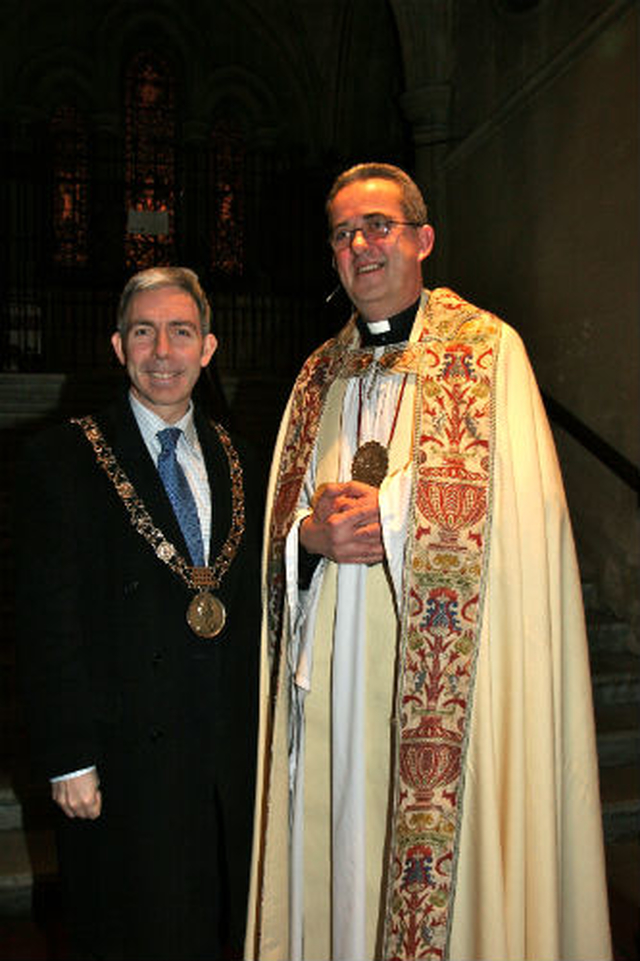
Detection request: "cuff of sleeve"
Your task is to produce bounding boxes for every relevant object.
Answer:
[50,765,97,783]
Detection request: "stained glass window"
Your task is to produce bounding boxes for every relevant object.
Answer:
[210,121,244,275]
[124,53,176,270]
[52,105,89,267]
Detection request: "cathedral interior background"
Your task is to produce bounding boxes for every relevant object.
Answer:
[0,1,638,957]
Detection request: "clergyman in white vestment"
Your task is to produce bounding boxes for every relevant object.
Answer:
[246,162,612,961]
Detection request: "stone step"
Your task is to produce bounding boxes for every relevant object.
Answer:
[596,704,640,768]
[602,799,640,844]
[0,785,22,832]
[0,773,52,834]
[605,837,640,959]
[581,579,600,613]
[0,764,59,918]
[593,694,640,832]
[597,727,640,769]
[600,761,640,844]
[590,652,640,707]
[600,763,640,806]
[0,826,57,917]
[605,766,639,846]
[588,610,639,656]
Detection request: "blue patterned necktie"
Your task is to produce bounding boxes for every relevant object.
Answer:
[156,427,205,567]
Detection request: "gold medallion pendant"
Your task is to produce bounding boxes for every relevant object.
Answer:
[351,440,389,488]
[72,417,245,643]
[352,369,409,488]
[186,591,227,638]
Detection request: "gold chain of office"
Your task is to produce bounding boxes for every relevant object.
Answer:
[71,415,245,638]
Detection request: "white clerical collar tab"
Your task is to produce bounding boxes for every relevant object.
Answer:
[367,319,390,334]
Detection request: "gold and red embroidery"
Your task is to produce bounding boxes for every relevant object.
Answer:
[384,305,499,960]
[263,289,501,960]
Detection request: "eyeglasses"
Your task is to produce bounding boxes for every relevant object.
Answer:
[329,214,422,251]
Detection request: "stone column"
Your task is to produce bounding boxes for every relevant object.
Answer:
[399,82,451,208]
[399,83,452,279]
[389,0,454,276]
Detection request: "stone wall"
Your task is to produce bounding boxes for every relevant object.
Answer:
[439,2,639,632]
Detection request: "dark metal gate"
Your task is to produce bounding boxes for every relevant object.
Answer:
[1,120,341,378]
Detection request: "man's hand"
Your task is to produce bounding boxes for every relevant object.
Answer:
[300,480,384,565]
[52,769,102,820]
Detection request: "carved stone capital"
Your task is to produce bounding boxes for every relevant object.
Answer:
[400,83,452,146]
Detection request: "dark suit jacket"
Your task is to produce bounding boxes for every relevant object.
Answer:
[15,389,262,959]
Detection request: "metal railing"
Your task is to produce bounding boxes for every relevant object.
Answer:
[543,391,640,502]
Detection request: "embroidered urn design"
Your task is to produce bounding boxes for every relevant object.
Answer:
[415,336,491,550]
[384,305,500,961]
[417,458,487,550]
[400,710,463,812]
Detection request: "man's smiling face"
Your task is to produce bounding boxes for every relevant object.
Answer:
[111,285,217,423]
[329,177,434,322]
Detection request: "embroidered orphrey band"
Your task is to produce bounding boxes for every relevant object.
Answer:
[260,289,500,960]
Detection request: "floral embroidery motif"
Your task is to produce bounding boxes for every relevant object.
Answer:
[261,289,501,960]
[385,301,499,961]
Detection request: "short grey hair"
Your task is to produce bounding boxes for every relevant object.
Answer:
[117,266,212,336]
[326,162,428,225]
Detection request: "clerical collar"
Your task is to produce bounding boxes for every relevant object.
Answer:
[356,298,421,346]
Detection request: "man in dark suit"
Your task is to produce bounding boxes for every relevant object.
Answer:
[15,266,261,960]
